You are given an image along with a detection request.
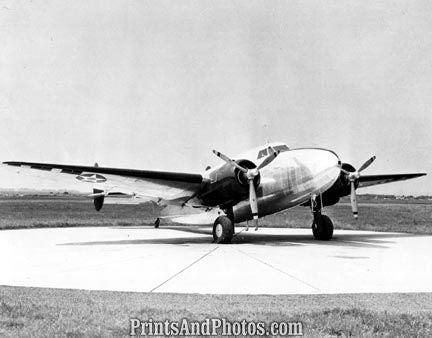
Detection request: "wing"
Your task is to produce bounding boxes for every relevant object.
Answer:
[2,161,207,203]
[358,173,426,188]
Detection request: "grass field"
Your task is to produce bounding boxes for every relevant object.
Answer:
[0,196,431,337]
[1,195,431,234]
[1,286,432,337]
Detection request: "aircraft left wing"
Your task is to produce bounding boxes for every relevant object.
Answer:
[358,173,426,188]
[2,161,207,203]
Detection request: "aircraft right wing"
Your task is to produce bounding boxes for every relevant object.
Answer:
[358,173,427,188]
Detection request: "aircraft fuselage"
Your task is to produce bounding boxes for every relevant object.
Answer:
[200,147,341,223]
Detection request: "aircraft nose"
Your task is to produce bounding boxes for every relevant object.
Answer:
[310,149,341,175]
[290,148,341,184]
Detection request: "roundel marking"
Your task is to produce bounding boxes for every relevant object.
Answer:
[76,173,107,183]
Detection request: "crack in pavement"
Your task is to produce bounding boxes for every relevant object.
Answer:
[232,247,321,292]
[149,246,219,292]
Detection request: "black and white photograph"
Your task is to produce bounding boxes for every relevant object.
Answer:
[0,0,431,337]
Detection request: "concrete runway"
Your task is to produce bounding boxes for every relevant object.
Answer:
[0,226,431,294]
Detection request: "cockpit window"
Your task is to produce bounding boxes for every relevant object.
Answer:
[274,145,289,152]
[257,148,268,159]
[257,145,289,159]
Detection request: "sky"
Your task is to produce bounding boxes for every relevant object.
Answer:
[0,0,431,195]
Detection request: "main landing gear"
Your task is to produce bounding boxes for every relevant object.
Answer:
[212,207,235,244]
[212,216,234,243]
[310,194,334,240]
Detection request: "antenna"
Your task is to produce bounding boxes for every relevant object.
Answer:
[263,123,270,145]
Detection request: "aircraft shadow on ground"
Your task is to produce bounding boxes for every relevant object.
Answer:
[59,225,424,249]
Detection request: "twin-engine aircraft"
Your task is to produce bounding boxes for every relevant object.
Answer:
[3,143,426,243]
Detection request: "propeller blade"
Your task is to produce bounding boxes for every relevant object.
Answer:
[350,181,358,219]
[256,150,280,171]
[252,218,259,231]
[358,155,376,173]
[212,150,248,173]
[249,180,259,229]
[340,167,352,175]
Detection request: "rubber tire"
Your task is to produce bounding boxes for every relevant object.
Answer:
[213,216,234,244]
[312,214,334,240]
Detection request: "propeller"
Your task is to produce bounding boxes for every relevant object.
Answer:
[340,156,376,219]
[212,147,280,230]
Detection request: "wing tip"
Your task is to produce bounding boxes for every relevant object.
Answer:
[411,173,427,178]
[2,161,20,166]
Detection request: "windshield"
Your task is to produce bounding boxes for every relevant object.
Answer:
[257,144,289,159]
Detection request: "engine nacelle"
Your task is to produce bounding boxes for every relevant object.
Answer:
[198,159,260,207]
[302,163,358,207]
[93,188,104,211]
[320,163,359,206]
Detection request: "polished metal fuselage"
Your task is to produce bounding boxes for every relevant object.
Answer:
[167,144,342,225]
[228,146,342,223]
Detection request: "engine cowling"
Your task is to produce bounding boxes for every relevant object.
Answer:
[319,163,359,207]
[198,159,260,207]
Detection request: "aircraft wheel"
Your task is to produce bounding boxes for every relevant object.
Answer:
[213,216,234,244]
[312,214,333,240]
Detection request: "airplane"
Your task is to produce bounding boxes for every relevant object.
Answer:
[2,142,426,243]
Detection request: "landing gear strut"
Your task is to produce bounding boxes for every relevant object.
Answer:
[310,194,333,240]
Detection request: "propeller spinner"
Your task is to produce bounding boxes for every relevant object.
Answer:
[212,147,280,230]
